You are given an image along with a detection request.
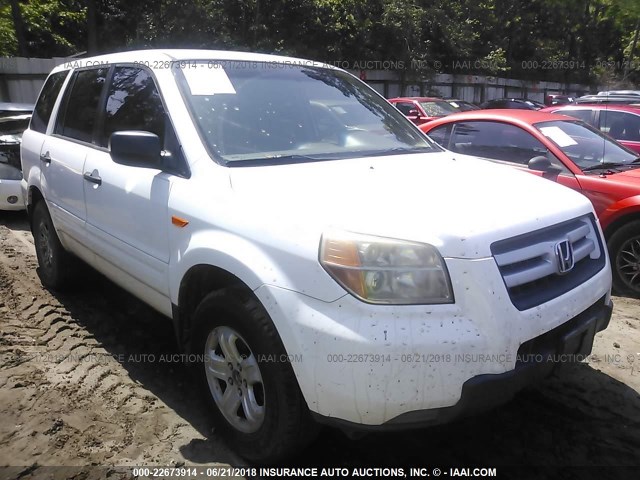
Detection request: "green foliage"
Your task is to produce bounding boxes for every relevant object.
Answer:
[0,0,86,56]
[0,2,17,56]
[0,0,638,84]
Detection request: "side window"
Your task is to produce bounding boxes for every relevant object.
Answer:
[101,67,165,147]
[102,66,188,176]
[449,121,548,165]
[56,68,108,143]
[395,102,416,116]
[31,71,69,134]
[427,125,452,148]
[557,109,593,125]
[599,111,640,141]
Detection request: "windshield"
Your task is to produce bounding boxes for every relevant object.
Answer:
[535,120,638,170]
[175,61,436,164]
[418,101,457,116]
[448,101,479,111]
[525,100,545,109]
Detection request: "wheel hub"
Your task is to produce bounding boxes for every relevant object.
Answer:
[204,326,265,433]
[38,222,53,268]
[617,236,640,292]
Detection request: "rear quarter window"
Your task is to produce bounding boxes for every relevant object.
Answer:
[30,71,69,134]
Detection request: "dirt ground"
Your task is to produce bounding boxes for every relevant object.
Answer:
[1,210,639,480]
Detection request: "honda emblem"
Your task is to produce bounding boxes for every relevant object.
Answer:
[555,240,574,274]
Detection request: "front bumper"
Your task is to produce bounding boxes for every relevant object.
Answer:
[255,255,611,427]
[314,294,612,432]
[0,179,25,211]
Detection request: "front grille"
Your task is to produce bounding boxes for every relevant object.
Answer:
[491,214,605,311]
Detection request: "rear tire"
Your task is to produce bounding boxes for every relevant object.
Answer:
[190,288,318,463]
[608,220,640,296]
[32,201,77,290]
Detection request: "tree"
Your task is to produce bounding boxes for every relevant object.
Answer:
[8,0,27,55]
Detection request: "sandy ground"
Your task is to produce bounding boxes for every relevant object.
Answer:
[0,210,639,479]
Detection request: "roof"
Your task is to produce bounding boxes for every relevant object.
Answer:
[419,109,575,130]
[50,49,336,74]
[575,94,640,104]
[542,104,640,113]
[597,90,640,96]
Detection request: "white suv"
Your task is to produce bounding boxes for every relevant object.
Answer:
[21,50,613,462]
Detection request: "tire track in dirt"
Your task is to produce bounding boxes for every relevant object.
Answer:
[0,221,242,473]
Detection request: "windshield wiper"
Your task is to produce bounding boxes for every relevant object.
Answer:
[365,146,435,157]
[582,162,626,172]
[225,146,435,166]
[225,153,345,167]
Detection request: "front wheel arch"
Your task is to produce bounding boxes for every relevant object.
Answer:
[189,287,318,462]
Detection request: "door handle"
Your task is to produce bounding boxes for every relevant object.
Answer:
[40,151,51,164]
[83,170,102,186]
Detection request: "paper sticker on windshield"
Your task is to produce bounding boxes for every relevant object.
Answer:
[539,126,578,147]
[182,67,236,95]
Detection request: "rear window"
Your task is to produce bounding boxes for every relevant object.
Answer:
[31,71,68,134]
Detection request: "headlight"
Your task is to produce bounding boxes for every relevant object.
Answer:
[0,163,22,181]
[320,231,454,304]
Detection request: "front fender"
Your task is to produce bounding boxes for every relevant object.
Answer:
[599,196,640,234]
[168,228,346,305]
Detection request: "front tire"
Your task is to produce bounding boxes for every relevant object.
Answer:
[32,201,76,290]
[190,288,318,463]
[609,220,640,296]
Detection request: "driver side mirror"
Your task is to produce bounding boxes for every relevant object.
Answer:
[408,108,421,118]
[110,131,162,169]
[528,153,562,174]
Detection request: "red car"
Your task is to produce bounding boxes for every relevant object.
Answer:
[541,104,640,153]
[388,97,457,125]
[420,110,640,295]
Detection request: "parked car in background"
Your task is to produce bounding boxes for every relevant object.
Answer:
[544,94,575,106]
[597,90,640,97]
[0,102,33,210]
[388,96,457,124]
[421,109,640,296]
[575,94,640,105]
[542,104,640,153]
[444,98,480,111]
[480,98,545,110]
[21,50,612,461]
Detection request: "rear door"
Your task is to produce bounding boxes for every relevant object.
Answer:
[597,109,640,153]
[21,70,68,203]
[39,67,109,251]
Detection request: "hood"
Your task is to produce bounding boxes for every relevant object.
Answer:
[228,152,595,258]
[612,167,640,181]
